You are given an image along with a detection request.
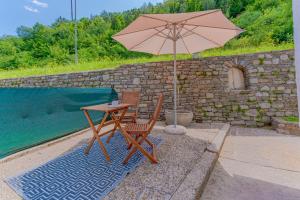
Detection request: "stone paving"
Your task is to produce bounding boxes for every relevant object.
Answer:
[201,127,300,200]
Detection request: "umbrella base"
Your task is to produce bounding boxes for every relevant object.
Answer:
[164,125,187,135]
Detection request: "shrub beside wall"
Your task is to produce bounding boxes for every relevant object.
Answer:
[0,50,297,127]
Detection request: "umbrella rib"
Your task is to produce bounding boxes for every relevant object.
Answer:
[181,27,222,47]
[181,25,198,38]
[142,14,170,23]
[142,9,219,25]
[179,35,191,54]
[175,24,185,39]
[155,28,170,38]
[184,23,243,31]
[157,29,172,55]
[128,27,168,50]
[113,24,166,37]
[176,9,220,24]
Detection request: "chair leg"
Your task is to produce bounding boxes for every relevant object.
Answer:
[145,138,154,147]
[127,134,140,150]
[124,135,145,164]
[127,143,133,150]
[145,138,157,161]
[123,135,158,164]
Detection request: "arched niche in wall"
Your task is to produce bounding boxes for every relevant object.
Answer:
[228,66,246,90]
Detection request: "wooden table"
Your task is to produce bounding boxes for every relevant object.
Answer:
[82,103,157,164]
[81,103,131,161]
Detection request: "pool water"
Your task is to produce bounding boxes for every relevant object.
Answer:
[0,88,118,159]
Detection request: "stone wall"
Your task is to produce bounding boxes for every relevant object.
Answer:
[0,50,298,127]
[272,118,300,135]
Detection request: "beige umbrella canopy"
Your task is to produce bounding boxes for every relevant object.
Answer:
[113,9,243,132]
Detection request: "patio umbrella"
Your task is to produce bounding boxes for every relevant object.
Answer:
[113,9,244,134]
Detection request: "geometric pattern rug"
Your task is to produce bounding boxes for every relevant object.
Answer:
[6,133,162,200]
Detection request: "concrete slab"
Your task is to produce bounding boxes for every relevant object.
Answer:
[171,123,230,200]
[202,158,300,200]
[223,127,300,172]
[184,123,222,143]
[201,127,300,200]
[207,124,230,153]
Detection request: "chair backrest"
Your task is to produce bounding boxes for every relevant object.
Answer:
[148,94,163,130]
[121,91,140,111]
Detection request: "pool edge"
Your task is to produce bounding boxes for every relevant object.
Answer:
[0,127,91,164]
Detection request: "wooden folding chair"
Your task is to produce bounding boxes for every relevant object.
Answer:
[123,94,163,164]
[106,90,140,144]
[119,91,140,123]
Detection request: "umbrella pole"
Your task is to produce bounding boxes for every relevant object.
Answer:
[173,27,177,128]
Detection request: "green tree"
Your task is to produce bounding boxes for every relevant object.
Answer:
[0,0,294,70]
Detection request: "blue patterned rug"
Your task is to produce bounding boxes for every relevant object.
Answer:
[6,133,162,200]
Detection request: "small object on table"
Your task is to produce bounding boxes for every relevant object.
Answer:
[111,100,119,106]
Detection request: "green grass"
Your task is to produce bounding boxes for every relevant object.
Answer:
[201,43,294,57]
[0,55,188,79]
[0,43,294,79]
[282,116,299,123]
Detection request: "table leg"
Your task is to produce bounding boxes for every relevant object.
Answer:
[85,136,96,154]
[106,123,117,144]
[107,108,129,144]
[83,111,110,161]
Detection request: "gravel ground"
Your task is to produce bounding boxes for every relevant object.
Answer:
[104,127,208,200]
[0,122,222,200]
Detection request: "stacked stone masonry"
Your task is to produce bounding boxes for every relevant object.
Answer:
[272,118,300,135]
[0,50,298,127]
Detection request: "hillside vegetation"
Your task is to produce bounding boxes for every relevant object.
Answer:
[0,0,294,78]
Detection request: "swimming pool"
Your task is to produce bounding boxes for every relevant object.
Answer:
[0,88,118,159]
